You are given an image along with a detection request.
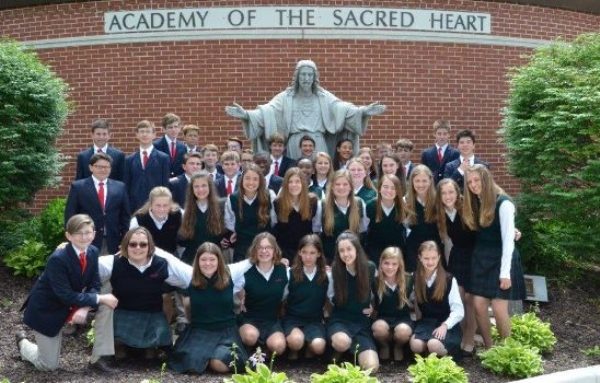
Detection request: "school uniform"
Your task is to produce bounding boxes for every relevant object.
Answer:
[445,210,477,290]
[405,201,443,272]
[225,193,272,262]
[270,155,296,178]
[443,156,489,190]
[266,173,283,195]
[131,210,182,255]
[168,174,189,207]
[421,144,459,184]
[124,147,170,212]
[282,268,329,342]
[354,186,377,205]
[308,182,324,199]
[365,200,407,265]
[469,195,526,300]
[327,262,377,353]
[169,276,248,373]
[374,276,414,329]
[20,244,100,370]
[65,176,130,254]
[321,198,367,263]
[413,273,464,359]
[215,174,240,199]
[271,197,321,261]
[154,136,187,177]
[76,145,125,182]
[235,263,289,344]
[178,202,225,265]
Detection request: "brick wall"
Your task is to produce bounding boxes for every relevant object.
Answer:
[0,0,598,210]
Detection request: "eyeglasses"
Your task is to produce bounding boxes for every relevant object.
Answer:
[258,246,274,252]
[128,242,149,248]
[93,164,111,170]
[73,230,95,238]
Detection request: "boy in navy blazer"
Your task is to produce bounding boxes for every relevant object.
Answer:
[268,132,296,176]
[215,151,241,198]
[75,119,125,181]
[65,153,130,255]
[169,152,203,206]
[124,120,171,212]
[17,215,118,371]
[395,138,416,181]
[443,129,489,190]
[154,113,187,177]
[420,119,460,183]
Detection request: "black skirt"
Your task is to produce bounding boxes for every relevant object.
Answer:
[469,244,526,300]
[447,246,473,290]
[413,318,462,359]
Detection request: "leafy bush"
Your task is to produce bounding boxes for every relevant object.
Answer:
[0,40,69,210]
[407,354,468,383]
[491,312,557,353]
[4,239,49,277]
[0,211,40,257]
[225,363,294,383]
[581,345,600,359]
[501,33,600,276]
[480,339,543,378]
[310,362,378,383]
[39,198,66,250]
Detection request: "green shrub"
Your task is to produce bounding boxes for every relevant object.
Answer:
[225,363,294,383]
[39,198,66,250]
[407,354,467,383]
[581,345,600,359]
[501,33,600,277]
[491,312,557,353]
[480,339,543,378]
[0,212,41,257]
[310,362,378,383]
[4,239,49,277]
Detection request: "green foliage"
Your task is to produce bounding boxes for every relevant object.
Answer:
[4,239,49,277]
[310,362,378,383]
[501,33,600,275]
[224,363,294,383]
[491,312,557,353]
[407,354,467,383]
[39,198,66,250]
[480,339,543,378]
[0,40,69,210]
[86,320,95,346]
[0,211,40,256]
[581,345,600,359]
[140,362,167,383]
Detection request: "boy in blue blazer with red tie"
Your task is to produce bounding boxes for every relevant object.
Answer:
[16,215,119,371]
[75,119,125,181]
[420,119,460,184]
[153,113,187,177]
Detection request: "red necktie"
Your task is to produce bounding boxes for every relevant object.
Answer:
[98,181,105,211]
[437,147,443,164]
[226,179,233,196]
[274,161,279,176]
[79,251,87,274]
[143,150,149,168]
[170,141,176,160]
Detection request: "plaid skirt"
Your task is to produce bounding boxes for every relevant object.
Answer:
[469,243,526,300]
[326,318,376,353]
[168,325,248,374]
[448,246,473,290]
[282,316,326,342]
[413,318,462,359]
[114,309,172,348]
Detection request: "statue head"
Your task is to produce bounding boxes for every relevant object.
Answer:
[291,60,321,94]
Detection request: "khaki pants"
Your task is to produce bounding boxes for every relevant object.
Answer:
[19,330,62,371]
[90,280,114,363]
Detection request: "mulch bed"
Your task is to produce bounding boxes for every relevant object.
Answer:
[1,264,599,382]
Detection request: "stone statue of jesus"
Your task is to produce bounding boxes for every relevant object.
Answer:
[225,60,385,160]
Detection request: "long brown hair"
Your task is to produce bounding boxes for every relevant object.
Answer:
[179,171,223,239]
[246,232,283,265]
[374,174,405,224]
[275,167,316,222]
[376,247,409,309]
[378,153,406,197]
[405,165,437,225]
[323,170,362,236]
[237,163,271,227]
[134,186,180,216]
[462,164,507,230]
[414,241,447,303]
[291,234,327,285]
[435,178,463,240]
[191,242,230,290]
[331,231,371,306]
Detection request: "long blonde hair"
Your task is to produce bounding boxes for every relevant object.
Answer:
[435,178,463,240]
[462,164,506,230]
[376,247,409,309]
[404,165,437,226]
[346,157,376,191]
[134,186,180,216]
[323,170,362,236]
[414,241,448,303]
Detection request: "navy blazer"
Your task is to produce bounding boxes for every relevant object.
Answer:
[273,156,296,177]
[420,145,460,183]
[268,175,283,194]
[169,174,189,207]
[75,146,125,181]
[64,177,130,254]
[443,157,490,190]
[23,245,101,337]
[124,150,170,212]
[215,174,240,198]
[153,136,186,177]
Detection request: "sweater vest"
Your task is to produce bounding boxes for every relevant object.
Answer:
[136,211,181,254]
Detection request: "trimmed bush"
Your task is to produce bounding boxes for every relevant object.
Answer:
[407,354,468,383]
[480,339,543,378]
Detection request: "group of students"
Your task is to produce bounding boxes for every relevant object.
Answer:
[16,115,526,375]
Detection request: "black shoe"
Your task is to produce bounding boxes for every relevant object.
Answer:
[15,331,27,349]
[89,356,116,373]
[461,348,476,358]
[175,322,188,335]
